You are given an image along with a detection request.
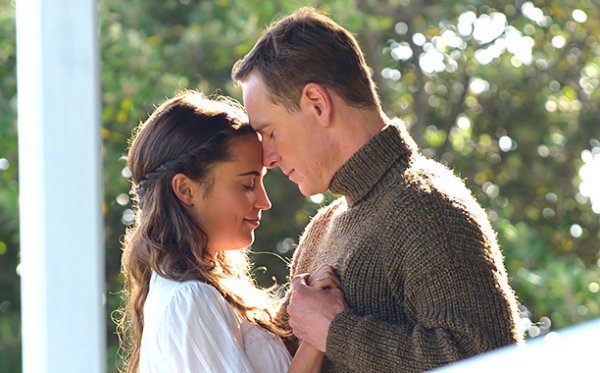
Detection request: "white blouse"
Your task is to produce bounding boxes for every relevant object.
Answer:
[139,272,291,373]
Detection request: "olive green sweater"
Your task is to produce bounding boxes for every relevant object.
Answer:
[283,122,522,372]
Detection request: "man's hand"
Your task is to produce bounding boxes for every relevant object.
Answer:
[287,273,348,352]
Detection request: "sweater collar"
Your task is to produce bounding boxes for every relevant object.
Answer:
[329,120,416,205]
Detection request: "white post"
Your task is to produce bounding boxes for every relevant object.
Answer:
[16,0,104,372]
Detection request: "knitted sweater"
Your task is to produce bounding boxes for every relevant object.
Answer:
[283,122,522,372]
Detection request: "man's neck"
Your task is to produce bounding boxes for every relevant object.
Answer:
[332,106,387,167]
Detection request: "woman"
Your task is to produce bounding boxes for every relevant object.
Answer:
[116,91,327,373]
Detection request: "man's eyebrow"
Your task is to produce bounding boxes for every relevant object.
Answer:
[250,121,267,133]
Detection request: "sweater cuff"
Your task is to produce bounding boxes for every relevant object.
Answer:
[326,310,358,364]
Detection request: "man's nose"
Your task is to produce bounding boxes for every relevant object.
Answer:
[262,147,281,169]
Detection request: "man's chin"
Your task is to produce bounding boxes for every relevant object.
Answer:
[298,183,325,197]
[297,183,311,197]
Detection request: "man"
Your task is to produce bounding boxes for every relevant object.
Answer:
[232,7,522,372]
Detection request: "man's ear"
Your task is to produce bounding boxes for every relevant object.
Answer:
[300,83,332,126]
[171,173,195,206]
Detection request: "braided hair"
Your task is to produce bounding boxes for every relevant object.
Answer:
[116,91,287,373]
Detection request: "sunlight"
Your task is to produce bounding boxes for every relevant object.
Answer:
[0,158,9,170]
[473,13,506,44]
[579,147,600,214]
[419,48,446,74]
[310,193,324,204]
[418,10,537,70]
[572,9,588,24]
[391,41,413,61]
[381,67,402,80]
[412,33,426,46]
[552,35,567,49]
[521,2,546,25]
[435,30,465,50]
[469,78,490,95]
[457,11,476,36]
[505,27,534,64]
[474,44,503,65]
[498,136,514,152]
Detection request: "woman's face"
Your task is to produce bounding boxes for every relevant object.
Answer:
[189,132,271,253]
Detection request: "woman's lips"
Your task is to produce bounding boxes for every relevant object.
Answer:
[244,218,260,227]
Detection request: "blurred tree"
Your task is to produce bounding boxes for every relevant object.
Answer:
[360,0,600,337]
[0,1,598,372]
[0,1,20,371]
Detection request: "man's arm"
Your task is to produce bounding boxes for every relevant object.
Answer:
[287,267,342,372]
[337,207,520,372]
[287,274,347,352]
[278,201,343,354]
[288,201,522,372]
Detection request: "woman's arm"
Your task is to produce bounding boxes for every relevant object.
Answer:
[286,264,340,373]
[287,341,324,373]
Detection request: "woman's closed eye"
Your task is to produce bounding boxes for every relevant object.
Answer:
[242,182,256,191]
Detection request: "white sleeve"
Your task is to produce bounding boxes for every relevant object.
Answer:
[157,282,255,373]
[242,323,291,373]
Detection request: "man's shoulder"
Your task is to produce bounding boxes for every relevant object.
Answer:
[377,155,490,233]
[309,196,347,224]
[388,155,477,208]
[372,158,500,272]
[305,197,348,234]
[290,196,347,274]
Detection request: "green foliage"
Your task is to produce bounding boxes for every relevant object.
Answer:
[0,2,20,372]
[0,1,599,372]
[368,0,600,338]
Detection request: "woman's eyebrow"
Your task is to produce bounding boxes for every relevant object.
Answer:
[237,170,261,177]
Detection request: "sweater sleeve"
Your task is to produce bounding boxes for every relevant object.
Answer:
[326,189,521,372]
[275,200,345,354]
[273,226,307,354]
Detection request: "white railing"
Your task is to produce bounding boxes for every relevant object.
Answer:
[432,317,600,373]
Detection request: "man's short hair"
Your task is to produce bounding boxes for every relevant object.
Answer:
[232,7,381,111]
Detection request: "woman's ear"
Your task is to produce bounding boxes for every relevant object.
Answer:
[171,173,195,206]
[301,82,332,127]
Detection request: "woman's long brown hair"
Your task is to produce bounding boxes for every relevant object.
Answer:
[114,91,289,373]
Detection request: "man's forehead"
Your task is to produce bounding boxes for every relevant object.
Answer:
[241,73,262,92]
[249,120,265,133]
[242,88,269,124]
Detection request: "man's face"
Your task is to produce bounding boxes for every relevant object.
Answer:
[241,73,332,196]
